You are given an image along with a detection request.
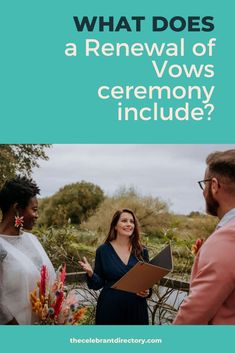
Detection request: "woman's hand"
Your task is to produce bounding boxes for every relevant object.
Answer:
[78,257,93,277]
[136,289,150,298]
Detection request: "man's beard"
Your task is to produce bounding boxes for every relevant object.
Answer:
[206,187,219,216]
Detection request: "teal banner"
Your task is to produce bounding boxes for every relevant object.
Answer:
[1,0,234,142]
[1,326,233,353]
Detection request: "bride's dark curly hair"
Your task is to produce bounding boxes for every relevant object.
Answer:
[0,176,40,214]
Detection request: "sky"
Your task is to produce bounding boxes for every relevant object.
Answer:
[32,144,235,215]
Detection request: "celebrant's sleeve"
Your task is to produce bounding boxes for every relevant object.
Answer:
[143,247,149,262]
[87,247,105,290]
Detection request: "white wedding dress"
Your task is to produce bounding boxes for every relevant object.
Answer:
[0,232,55,325]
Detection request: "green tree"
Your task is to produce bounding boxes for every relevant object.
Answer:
[0,144,51,187]
[38,181,105,226]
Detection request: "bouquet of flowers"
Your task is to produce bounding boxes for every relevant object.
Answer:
[30,264,86,325]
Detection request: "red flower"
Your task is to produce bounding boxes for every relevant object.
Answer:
[52,291,64,317]
[60,264,66,284]
[40,265,47,297]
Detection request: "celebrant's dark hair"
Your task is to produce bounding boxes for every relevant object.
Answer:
[0,176,40,214]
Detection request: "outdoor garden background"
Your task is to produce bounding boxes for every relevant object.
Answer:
[0,145,217,324]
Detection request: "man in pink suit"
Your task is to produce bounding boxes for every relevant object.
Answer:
[174,149,235,324]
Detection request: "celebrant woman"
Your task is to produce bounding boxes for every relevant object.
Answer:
[79,208,150,325]
[0,176,55,325]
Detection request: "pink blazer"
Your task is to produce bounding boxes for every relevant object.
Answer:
[174,216,235,324]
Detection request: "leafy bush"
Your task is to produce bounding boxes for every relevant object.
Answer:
[34,225,99,272]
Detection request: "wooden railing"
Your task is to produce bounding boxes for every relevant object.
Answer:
[66,272,190,292]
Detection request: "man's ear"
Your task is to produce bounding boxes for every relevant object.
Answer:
[211,177,219,195]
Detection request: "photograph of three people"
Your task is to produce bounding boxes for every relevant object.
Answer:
[1,145,235,325]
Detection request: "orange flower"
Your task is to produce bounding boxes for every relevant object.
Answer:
[72,308,87,324]
[192,238,204,255]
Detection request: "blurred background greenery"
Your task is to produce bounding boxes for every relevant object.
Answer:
[35,185,217,279]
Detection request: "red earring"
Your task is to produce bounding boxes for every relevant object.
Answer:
[14,214,24,230]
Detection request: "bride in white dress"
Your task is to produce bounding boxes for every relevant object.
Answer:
[0,176,55,325]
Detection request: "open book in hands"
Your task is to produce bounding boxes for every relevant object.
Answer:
[112,245,173,293]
